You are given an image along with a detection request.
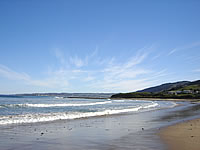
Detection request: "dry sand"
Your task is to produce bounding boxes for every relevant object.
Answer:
[159,118,200,150]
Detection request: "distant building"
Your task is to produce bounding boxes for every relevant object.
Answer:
[168,91,176,95]
[168,90,193,95]
[195,91,200,94]
[176,91,182,94]
[182,90,193,94]
[168,91,182,95]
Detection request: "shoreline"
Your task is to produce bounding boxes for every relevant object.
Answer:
[67,96,200,102]
[111,97,200,102]
[1,100,200,150]
[159,118,200,150]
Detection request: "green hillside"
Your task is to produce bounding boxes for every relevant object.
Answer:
[111,80,200,99]
[174,85,200,91]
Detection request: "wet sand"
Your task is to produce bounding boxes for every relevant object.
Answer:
[0,102,200,150]
[159,118,200,150]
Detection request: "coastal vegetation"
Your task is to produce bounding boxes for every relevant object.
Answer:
[111,80,200,99]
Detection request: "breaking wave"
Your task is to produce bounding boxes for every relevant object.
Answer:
[0,102,158,125]
[0,101,112,108]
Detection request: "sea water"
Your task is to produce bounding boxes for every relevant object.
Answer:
[0,95,176,125]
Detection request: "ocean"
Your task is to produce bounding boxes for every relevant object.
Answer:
[0,94,176,125]
[1,95,200,150]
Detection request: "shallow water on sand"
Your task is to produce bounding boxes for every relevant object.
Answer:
[1,101,199,150]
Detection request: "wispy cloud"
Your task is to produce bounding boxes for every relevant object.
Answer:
[168,48,177,56]
[151,53,161,60]
[0,46,166,93]
[0,64,69,89]
[55,49,66,65]
[85,46,99,64]
[94,79,153,92]
[124,52,148,68]
[193,69,200,73]
[168,41,200,56]
[69,56,85,68]
[0,65,30,81]
[182,41,200,50]
[87,47,160,92]
[54,47,99,68]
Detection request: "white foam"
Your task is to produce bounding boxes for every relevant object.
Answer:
[0,101,112,108]
[113,100,126,102]
[0,102,159,125]
[173,102,178,107]
[143,102,159,109]
[55,96,64,99]
[168,102,177,108]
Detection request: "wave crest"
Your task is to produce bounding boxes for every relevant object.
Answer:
[0,101,112,108]
[0,102,158,125]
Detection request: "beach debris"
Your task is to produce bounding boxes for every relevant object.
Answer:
[142,128,144,130]
[41,132,44,136]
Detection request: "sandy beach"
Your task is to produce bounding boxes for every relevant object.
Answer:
[159,118,200,150]
[0,101,200,150]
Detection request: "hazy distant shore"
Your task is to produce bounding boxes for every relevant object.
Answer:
[65,96,200,102]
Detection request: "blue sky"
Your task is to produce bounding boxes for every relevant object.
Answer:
[0,0,200,94]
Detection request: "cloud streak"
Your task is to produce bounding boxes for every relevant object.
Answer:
[0,65,30,81]
[69,56,85,68]
[0,65,69,89]
[168,41,200,56]
[0,46,166,93]
[168,48,177,56]
[55,49,66,65]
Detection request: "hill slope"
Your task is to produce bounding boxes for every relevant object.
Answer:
[137,81,190,93]
[111,80,200,99]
